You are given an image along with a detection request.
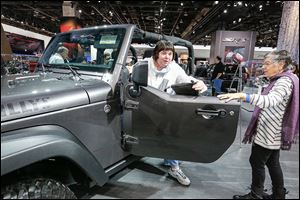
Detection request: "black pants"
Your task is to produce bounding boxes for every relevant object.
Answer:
[249,143,284,196]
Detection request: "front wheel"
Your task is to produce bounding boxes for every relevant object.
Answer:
[1,178,77,199]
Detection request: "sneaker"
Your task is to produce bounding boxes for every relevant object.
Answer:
[168,168,191,186]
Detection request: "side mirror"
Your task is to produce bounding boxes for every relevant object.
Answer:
[129,61,148,97]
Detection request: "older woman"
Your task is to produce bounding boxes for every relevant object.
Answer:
[144,40,207,186]
[218,50,299,199]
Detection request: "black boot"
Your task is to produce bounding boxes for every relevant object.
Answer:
[233,191,263,199]
[273,187,288,199]
[262,188,288,199]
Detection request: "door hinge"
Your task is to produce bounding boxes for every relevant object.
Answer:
[123,134,139,145]
[124,99,139,110]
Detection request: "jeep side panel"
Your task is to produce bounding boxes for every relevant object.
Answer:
[1,125,108,186]
[1,98,130,169]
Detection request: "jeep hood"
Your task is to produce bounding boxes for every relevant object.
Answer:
[1,73,112,122]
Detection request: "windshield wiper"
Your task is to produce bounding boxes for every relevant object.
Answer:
[61,63,83,81]
[37,63,53,73]
[37,63,83,81]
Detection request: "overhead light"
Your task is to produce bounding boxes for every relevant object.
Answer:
[180,19,183,23]
[184,12,188,16]
[180,2,184,6]
[79,9,82,13]
[237,2,242,6]
[214,1,219,5]
[223,9,228,13]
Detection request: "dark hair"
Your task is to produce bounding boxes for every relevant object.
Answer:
[216,56,222,61]
[153,40,175,61]
[264,50,292,70]
[291,61,299,76]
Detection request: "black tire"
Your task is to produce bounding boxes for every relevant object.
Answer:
[1,178,77,199]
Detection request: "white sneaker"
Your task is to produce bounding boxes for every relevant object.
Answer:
[168,168,191,186]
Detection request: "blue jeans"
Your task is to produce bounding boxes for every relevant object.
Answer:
[164,159,179,168]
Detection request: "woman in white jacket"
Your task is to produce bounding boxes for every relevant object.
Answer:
[146,41,207,94]
[144,40,207,186]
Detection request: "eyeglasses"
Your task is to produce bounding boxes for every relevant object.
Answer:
[262,60,277,66]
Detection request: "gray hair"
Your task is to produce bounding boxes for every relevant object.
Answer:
[264,50,292,70]
[57,46,69,54]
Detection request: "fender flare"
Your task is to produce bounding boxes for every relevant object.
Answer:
[1,125,108,186]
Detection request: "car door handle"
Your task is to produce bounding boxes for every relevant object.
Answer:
[196,108,227,117]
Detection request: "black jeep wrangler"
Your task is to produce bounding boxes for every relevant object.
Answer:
[1,24,240,199]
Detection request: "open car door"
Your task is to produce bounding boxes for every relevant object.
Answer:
[123,63,241,163]
[124,87,240,163]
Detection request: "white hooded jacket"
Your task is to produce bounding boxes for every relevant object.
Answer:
[145,57,199,94]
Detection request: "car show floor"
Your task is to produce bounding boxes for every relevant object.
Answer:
[86,103,299,199]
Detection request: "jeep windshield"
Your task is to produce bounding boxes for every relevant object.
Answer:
[39,27,126,73]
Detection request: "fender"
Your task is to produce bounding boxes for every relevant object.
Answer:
[1,125,108,186]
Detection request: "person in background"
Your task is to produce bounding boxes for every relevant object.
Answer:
[179,52,189,65]
[103,52,111,65]
[217,50,299,199]
[144,40,207,186]
[179,52,191,74]
[49,46,69,64]
[211,56,225,95]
